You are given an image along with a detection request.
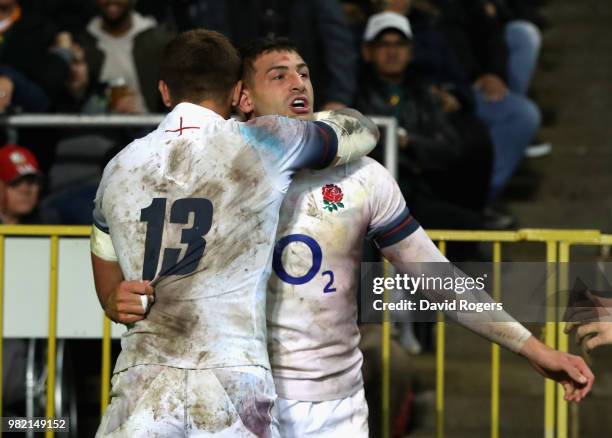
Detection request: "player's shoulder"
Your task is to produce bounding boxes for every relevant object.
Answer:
[347,156,392,179]
[101,130,156,177]
[238,115,308,157]
[239,115,303,137]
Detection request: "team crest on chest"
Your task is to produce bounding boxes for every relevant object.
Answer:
[321,184,344,212]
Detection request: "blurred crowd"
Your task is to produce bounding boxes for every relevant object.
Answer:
[0,0,551,236]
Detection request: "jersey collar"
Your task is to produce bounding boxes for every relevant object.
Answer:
[172,102,226,121]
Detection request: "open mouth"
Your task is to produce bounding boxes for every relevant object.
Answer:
[289,96,310,114]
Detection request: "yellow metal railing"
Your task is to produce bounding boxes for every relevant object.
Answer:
[0,225,92,438]
[0,226,610,438]
[379,228,607,438]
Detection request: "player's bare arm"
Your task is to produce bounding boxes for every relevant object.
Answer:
[381,227,594,402]
[90,224,153,324]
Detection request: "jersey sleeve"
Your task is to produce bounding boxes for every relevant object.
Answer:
[90,165,119,261]
[239,115,338,173]
[365,160,420,248]
[92,172,109,234]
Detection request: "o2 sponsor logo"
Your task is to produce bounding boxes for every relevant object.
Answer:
[272,234,336,293]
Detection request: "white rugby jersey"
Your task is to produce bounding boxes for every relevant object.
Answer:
[93,102,343,372]
[267,157,420,401]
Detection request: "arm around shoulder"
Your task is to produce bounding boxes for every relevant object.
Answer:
[314,108,380,166]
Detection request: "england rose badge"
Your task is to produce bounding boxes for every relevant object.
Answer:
[322,184,344,212]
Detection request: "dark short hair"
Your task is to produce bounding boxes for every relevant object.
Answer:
[240,37,300,86]
[160,29,241,105]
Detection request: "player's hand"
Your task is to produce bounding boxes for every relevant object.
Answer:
[566,321,612,353]
[521,337,594,402]
[474,74,508,102]
[104,280,154,324]
[564,289,612,324]
[564,289,612,352]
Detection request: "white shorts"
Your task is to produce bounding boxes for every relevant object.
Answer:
[97,365,278,438]
[271,388,369,438]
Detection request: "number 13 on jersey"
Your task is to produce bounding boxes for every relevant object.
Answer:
[140,197,213,280]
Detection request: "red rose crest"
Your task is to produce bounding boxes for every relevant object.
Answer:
[322,184,344,212]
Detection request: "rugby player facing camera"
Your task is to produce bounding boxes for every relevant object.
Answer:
[235,36,594,438]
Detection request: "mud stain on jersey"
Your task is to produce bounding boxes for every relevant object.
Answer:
[336,108,378,141]
[141,172,169,194]
[167,138,194,178]
[212,370,273,438]
[133,301,207,361]
[201,146,271,275]
[227,147,263,193]
[193,180,225,204]
[305,193,322,219]
[188,372,236,434]
[341,118,362,137]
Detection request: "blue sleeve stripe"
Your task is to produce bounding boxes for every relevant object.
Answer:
[312,121,338,169]
[93,218,110,234]
[373,208,420,248]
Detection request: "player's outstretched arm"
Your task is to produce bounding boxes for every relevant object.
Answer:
[381,228,594,402]
[314,108,379,166]
[381,228,531,352]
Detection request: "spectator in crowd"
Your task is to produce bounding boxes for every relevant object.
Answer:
[355,12,494,232]
[54,34,108,114]
[36,0,174,224]
[171,0,357,110]
[0,65,49,114]
[0,0,73,106]
[490,0,552,156]
[386,0,544,199]
[433,0,542,198]
[340,0,379,52]
[77,0,172,113]
[0,144,55,224]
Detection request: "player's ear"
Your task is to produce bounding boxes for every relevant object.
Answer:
[231,80,242,108]
[238,84,254,115]
[158,80,172,108]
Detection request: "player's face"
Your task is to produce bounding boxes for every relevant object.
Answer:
[4,176,40,217]
[367,31,412,77]
[245,50,314,120]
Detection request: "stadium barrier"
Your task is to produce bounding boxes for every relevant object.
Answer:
[379,229,610,438]
[0,227,609,438]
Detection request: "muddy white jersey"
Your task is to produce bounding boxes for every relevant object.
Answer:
[267,157,420,401]
[93,102,341,373]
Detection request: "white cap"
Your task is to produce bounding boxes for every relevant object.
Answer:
[363,11,413,42]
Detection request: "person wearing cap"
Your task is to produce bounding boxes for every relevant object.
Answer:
[0,144,44,225]
[356,12,495,235]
